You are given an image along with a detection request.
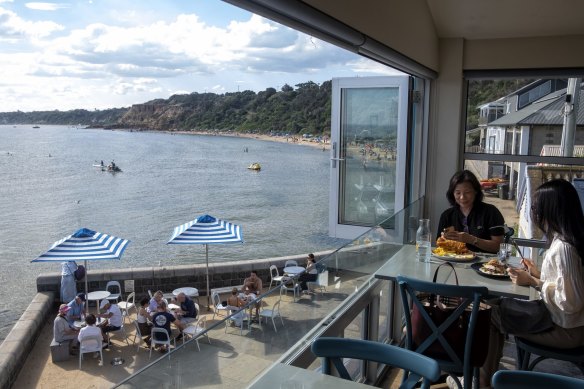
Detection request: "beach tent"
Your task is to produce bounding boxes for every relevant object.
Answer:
[167,214,243,307]
[32,228,130,313]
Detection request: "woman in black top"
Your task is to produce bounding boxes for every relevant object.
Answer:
[437,170,505,253]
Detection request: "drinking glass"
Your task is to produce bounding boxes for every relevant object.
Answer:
[498,243,512,264]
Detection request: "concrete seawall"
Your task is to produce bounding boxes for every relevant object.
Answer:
[0,251,329,388]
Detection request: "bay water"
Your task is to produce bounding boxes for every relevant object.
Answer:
[0,125,346,341]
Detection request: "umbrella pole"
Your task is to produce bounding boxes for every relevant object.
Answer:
[84,259,89,315]
[205,244,211,310]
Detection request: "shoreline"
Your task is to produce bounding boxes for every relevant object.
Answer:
[116,128,332,150]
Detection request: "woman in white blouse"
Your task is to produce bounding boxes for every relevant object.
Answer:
[481,179,584,386]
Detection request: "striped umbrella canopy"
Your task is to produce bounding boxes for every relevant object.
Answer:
[32,228,130,311]
[168,214,243,306]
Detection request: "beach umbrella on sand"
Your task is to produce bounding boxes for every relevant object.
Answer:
[167,214,243,307]
[32,228,130,313]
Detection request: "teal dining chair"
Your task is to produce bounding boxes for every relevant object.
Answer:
[311,337,441,389]
[492,370,584,389]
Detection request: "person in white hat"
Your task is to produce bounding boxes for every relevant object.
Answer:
[97,299,122,344]
[53,304,79,352]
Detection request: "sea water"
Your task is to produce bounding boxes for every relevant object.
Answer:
[0,125,347,341]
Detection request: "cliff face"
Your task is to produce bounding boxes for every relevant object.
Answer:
[118,103,194,131]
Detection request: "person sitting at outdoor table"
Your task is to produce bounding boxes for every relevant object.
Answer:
[97,299,123,345]
[243,270,263,318]
[78,314,104,358]
[53,304,79,353]
[299,253,318,295]
[147,290,164,316]
[227,287,246,327]
[175,292,197,324]
[475,179,584,388]
[437,170,505,253]
[152,300,185,350]
[137,296,152,346]
[66,292,86,325]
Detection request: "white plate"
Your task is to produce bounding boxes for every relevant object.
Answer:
[432,252,477,263]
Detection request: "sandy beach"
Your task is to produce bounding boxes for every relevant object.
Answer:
[167,130,331,150]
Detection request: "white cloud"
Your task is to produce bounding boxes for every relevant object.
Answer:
[25,2,69,11]
[0,7,64,40]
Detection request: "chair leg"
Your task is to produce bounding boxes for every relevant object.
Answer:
[271,316,277,332]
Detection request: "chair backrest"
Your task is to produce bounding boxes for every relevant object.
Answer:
[284,260,298,267]
[212,292,221,306]
[133,320,142,337]
[126,291,135,304]
[80,334,102,353]
[151,327,170,344]
[311,337,440,389]
[272,299,281,314]
[196,316,207,331]
[106,281,121,294]
[397,275,489,387]
[492,370,584,389]
[269,265,279,278]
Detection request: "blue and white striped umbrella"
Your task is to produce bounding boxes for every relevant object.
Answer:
[32,228,130,310]
[168,214,243,305]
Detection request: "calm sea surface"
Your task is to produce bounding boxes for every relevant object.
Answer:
[0,125,346,341]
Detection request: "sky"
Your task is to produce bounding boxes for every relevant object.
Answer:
[0,0,400,112]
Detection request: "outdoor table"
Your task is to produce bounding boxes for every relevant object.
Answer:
[87,290,111,314]
[373,244,534,342]
[73,317,105,329]
[249,363,371,389]
[172,287,199,297]
[168,303,180,310]
[283,266,305,276]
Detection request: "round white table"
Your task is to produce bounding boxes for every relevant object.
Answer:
[283,266,305,275]
[168,303,180,310]
[87,290,111,313]
[172,287,199,297]
[73,317,105,329]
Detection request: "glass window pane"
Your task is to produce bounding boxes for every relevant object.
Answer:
[340,87,399,226]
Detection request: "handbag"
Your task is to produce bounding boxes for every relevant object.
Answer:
[499,298,553,334]
[74,264,86,281]
[411,262,491,366]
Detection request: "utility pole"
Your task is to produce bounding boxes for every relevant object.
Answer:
[560,78,581,157]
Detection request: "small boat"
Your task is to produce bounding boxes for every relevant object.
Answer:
[32,125,40,128]
[247,162,261,171]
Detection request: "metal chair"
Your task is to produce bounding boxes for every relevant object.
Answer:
[225,305,250,335]
[150,327,175,360]
[117,292,136,322]
[307,270,328,294]
[105,281,122,303]
[280,276,300,301]
[211,291,229,320]
[130,320,149,352]
[259,299,284,332]
[514,336,584,375]
[269,265,284,289]
[492,370,584,389]
[182,316,211,351]
[397,275,489,389]
[311,337,441,389]
[79,335,103,369]
[284,259,298,268]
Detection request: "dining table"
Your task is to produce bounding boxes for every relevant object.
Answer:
[172,287,199,298]
[283,266,305,276]
[73,317,105,329]
[373,244,535,342]
[86,290,111,314]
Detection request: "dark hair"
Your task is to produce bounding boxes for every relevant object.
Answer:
[251,270,258,275]
[532,179,584,263]
[140,297,149,307]
[85,314,96,325]
[308,253,315,260]
[446,170,484,206]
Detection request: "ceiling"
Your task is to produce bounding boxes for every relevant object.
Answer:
[427,0,584,40]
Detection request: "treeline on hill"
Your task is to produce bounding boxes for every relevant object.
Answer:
[0,80,332,136]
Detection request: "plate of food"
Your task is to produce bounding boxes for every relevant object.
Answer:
[471,259,509,279]
[431,237,476,262]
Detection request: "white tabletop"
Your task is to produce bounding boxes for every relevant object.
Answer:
[374,244,534,299]
[249,363,371,389]
[86,290,111,300]
[173,287,199,297]
[283,266,305,275]
[73,317,105,328]
[168,303,180,310]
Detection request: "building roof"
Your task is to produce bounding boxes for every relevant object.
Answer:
[489,87,584,126]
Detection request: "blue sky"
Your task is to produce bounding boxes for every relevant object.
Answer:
[0,0,399,112]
